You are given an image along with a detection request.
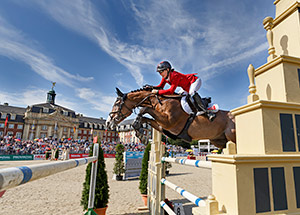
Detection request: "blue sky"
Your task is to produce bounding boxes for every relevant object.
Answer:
[0,0,275,119]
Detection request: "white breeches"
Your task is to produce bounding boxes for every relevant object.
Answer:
[178,78,202,96]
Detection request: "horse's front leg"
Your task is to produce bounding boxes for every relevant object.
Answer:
[140,117,163,133]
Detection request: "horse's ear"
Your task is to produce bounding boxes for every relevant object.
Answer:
[116,87,124,97]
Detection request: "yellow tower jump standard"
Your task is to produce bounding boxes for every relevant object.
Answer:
[208,0,300,214]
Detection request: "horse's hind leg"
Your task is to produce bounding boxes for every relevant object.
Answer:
[210,139,227,149]
[225,122,236,143]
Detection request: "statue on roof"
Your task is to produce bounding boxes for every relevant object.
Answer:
[51,81,56,90]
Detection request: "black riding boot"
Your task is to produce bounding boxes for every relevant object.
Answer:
[186,94,198,115]
[192,93,216,122]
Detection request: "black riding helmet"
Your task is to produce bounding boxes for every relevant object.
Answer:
[157,61,171,72]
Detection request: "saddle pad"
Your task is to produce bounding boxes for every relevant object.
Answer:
[180,96,219,116]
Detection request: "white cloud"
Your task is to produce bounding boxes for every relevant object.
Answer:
[0,15,93,87]
[0,87,48,107]
[28,0,269,85]
[76,88,116,113]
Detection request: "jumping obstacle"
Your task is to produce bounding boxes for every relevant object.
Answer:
[149,1,300,214]
[148,129,212,215]
[161,157,212,169]
[0,144,99,214]
[160,201,176,215]
[161,178,206,207]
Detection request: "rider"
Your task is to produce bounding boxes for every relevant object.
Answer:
[151,61,215,122]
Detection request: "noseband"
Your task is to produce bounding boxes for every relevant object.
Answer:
[109,94,132,121]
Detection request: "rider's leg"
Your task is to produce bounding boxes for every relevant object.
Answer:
[192,92,216,121]
[189,78,215,121]
[185,94,198,114]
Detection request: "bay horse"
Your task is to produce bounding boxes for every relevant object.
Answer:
[106,87,236,148]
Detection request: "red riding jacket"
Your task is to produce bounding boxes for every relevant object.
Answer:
[154,70,198,95]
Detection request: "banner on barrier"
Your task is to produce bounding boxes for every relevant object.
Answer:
[123,151,144,180]
[69,153,116,159]
[0,155,34,161]
[34,154,46,160]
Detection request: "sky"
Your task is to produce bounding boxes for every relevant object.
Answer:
[0,0,275,119]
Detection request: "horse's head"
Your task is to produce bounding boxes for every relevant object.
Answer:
[106,88,132,129]
[106,87,154,130]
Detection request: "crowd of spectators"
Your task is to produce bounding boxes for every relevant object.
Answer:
[0,136,148,155]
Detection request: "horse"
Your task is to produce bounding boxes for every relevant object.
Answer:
[106,87,236,148]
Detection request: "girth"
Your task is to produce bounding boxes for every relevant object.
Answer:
[162,113,196,143]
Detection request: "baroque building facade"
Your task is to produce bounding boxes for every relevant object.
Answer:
[0,86,118,142]
[117,119,151,144]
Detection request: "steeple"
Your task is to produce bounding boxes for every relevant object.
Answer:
[47,82,56,104]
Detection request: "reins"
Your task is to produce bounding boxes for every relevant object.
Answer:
[109,92,161,119]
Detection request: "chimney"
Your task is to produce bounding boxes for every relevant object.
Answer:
[4,103,8,106]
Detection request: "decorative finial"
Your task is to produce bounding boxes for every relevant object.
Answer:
[247,64,259,103]
[263,17,276,62]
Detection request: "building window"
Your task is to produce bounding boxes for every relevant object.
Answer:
[16,132,22,139]
[40,133,47,138]
[8,124,14,129]
[42,125,47,130]
[17,124,23,129]
[63,127,67,132]
[83,130,87,134]
[1,113,6,119]
[63,110,68,116]
[10,114,16,120]
[43,107,49,113]
[83,136,87,140]
[7,131,13,136]
[0,131,3,137]
[84,122,88,127]
[78,130,82,134]
[0,124,4,128]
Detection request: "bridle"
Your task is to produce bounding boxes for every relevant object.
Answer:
[108,93,156,122]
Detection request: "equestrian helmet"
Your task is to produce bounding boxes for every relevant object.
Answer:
[157,61,171,72]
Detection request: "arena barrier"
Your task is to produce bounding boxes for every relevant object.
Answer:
[0,144,99,213]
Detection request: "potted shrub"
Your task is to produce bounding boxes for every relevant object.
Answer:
[113,144,125,181]
[139,143,151,206]
[81,143,109,215]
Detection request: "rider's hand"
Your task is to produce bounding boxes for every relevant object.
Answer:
[152,89,159,94]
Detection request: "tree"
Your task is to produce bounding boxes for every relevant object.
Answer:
[113,144,125,178]
[139,143,151,194]
[81,143,109,210]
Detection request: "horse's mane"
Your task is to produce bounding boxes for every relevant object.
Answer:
[129,87,152,93]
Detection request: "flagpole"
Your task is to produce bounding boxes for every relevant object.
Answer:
[4,116,8,137]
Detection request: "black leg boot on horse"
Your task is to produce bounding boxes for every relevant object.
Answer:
[191,93,216,122]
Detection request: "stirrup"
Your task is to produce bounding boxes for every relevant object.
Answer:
[207,112,216,122]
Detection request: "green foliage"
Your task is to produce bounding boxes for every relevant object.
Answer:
[45,151,50,159]
[113,144,125,176]
[162,135,192,149]
[163,151,172,169]
[54,149,59,159]
[81,144,109,210]
[190,140,199,146]
[139,143,151,194]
